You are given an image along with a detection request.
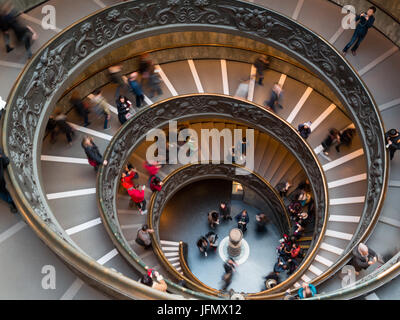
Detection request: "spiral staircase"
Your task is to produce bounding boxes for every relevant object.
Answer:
[0,0,399,300]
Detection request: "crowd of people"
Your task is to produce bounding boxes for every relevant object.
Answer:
[263,180,314,294]
[45,54,163,146]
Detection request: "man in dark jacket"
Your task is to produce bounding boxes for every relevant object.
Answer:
[343,6,376,56]
[0,148,17,213]
[351,243,377,275]
[298,122,312,140]
[235,210,249,232]
[385,129,400,160]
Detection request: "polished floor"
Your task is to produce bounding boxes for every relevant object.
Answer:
[159,179,283,293]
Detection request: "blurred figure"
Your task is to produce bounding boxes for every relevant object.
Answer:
[298,283,317,299]
[128,72,145,108]
[255,213,269,232]
[140,269,167,292]
[108,65,128,99]
[148,67,163,98]
[254,55,270,85]
[0,148,18,213]
[87,90,112,130]
[276,181,291,198]
[53,111,75,146]
[1,1,37,59]
[335,128,356,153]
[0,3,13,53]
[265,271,280,289]
[234,79,249,99]
[222,258,237,291]
[81,136,108,171]
[321,128,340,155]
[144,160,161,178]
[70,92,90,127]
[265,83,283,112]
[138,53,153,82]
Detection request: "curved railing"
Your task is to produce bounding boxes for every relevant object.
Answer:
[146,162,295,296]
[98,94,328,298]
[2,0,386,299]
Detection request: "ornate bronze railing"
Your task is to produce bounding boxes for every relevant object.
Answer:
[2,0,386,299]
[98,94,328,298]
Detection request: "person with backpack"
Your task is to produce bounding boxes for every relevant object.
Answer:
[197,236,209,257]
[208,210,220,229]
[140,269,167,292]
[127,185,147,215]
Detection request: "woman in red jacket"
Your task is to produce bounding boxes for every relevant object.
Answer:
[144,161,161,177]
[121,175,147,215]
[127,185,147,215]
[150,176,163,192]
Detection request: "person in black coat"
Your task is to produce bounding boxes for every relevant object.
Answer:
[0,148,17,213]
[298,122,312,140]
[350,243,378,275]
[385,129,400,160]
[219,202,232,221]
[116,95,133,125]
[235,209,249,232]
[343,6,376,56]
[81,136,107,171]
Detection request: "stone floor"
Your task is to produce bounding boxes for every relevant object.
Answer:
[159,179,284,293]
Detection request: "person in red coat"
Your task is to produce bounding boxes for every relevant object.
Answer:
[121,178,147,215]
[150,176,163,192]
[144,161,161,177]
[128,185,147,215]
